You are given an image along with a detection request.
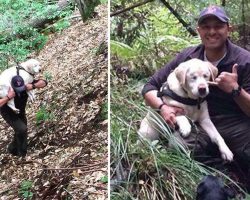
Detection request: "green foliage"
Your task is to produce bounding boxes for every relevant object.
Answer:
[0,0,73,61]
[111,1,249,199]
[111,35,200,79]
[36,105,54,124]
[110,40,137,60]
[100,0,108,3]
[44,71,53,81]
[111,0,244,79]
[111,76,245,200]
[100,101,108,121]
[54,19,70,32]
[18,180,33,199]
[0,53,10,71]
[111,1,203,78]
[100,175,108,183]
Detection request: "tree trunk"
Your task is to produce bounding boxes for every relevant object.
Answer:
[221,0,226,6]
[74,0,101,21]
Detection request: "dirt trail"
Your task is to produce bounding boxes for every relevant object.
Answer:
[0,4,108,200]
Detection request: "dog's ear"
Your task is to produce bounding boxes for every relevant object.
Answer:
[207,62,218,82]
[175,62,188,86]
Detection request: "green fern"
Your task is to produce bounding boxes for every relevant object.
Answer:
[110,40,137,60]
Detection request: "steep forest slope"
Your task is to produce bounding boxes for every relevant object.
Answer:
[0,4,108,200]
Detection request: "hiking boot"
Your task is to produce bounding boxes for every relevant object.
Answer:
[7,140,19,156]
[7,134,27,157]
[16,133,27,157]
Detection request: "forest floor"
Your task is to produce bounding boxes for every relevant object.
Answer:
[0,4,108,200]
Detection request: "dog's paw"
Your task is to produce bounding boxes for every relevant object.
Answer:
[13,108,20,114]
[220,146,234,162]
[9,106,20,114]
[179,123,191,138]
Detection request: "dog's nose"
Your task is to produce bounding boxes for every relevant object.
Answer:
[198,86,207,96]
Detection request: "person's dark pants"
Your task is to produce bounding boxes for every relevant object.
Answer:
[178,114,250,191]
[0,93,28,157]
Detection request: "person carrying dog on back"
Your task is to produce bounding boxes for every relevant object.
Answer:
[0,60,47,157]
[141,5,250,190]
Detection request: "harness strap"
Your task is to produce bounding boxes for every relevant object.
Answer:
[16,64,35,77]
[157,83,206,109]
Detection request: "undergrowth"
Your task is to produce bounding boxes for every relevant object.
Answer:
[110,73,247,200]
[0,0,74,64]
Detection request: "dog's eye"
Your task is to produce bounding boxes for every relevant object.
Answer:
[192,76,197,80]
[203,74,208,78]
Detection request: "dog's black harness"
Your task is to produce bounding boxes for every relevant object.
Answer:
[157,83,206,109]
[16,64,35,77]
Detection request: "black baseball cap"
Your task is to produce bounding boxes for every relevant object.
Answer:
[198,5,229,24]
[11,75,26,93]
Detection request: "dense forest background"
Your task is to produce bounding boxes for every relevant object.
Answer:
[111,0,250,77]
[110,0,250,200]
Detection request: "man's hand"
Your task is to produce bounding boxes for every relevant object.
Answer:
[160,105,185,128]
[25,83,33,91]
[26,80,47,91]
[214,64,239,93]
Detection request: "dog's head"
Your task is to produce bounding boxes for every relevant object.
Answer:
[196,175,235,200]
[175,58,218,98]
[20,59,41,75]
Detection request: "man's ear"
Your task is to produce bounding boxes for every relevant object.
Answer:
[196,26,201,35]
[227,24,233,38]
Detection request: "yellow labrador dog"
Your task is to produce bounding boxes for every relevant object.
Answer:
[138,58,233,161]
[0,59,41,113]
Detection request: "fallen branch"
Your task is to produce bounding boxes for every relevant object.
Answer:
[0,188,11,196]
[43,167,106,173]
[83,184,107,190]
[74,160,107,168]
[63,188,77,199]
[68,15,82,19]
[29,0,71,29]
[110,0,154,17]
[16,160,48,167]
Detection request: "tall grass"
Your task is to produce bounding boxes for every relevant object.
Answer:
[110,74,247,200]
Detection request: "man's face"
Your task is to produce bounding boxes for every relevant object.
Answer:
[197,16,231,51]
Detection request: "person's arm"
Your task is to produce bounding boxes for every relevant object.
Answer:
[214,64,250,116]
[234,89,250,116]
[0,87,15,107]
[144,90,184,128]
[26,79,48,91]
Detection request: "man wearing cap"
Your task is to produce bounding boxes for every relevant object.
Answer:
[141,5,250,189]
[0,76,47,157]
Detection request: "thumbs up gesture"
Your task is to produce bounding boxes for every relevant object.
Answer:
[214,64,239,93]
